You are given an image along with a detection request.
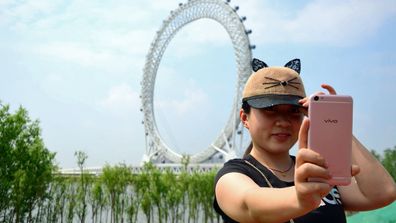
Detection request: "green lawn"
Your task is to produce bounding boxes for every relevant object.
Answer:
[347,201,396,223]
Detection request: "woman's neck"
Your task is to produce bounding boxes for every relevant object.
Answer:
[250,147,292,171]
[250,147,295,181]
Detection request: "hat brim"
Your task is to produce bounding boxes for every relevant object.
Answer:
[244,94,303,109]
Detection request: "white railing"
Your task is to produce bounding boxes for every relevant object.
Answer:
[58,163,223,176]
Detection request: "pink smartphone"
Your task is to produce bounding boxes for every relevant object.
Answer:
[308,94,353,186]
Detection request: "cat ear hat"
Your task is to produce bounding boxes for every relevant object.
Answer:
[242,58,306,109]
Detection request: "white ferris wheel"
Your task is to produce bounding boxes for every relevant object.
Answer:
[140,0,254,164]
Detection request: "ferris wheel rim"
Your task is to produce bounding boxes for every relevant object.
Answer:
[141,0,253,163]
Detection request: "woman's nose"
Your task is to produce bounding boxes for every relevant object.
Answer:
[275,114,291,127]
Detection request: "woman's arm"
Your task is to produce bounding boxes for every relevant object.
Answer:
[216,171,329,223]
[216,172,303,223]
[215,119,332,223]
[301,83,396,211]
[339,136,396,211]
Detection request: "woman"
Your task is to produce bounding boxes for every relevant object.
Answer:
[213,58,396,223]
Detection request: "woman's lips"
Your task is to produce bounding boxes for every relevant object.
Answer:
[272,132,291,141]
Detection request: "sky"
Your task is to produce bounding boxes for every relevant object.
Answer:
[1,0,395,169]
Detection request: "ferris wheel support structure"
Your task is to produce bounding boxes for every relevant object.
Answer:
[140,0,254,164]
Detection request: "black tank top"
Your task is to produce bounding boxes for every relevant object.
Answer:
[213,155,346,223]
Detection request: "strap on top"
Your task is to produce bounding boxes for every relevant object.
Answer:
[244,159,295,223]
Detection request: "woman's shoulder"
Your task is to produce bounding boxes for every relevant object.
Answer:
[214,158,260,184]
[216,158,248,172]
[215,158,245,178]
[215,155,297,188]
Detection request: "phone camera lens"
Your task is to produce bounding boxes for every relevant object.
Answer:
[314,96,319,101]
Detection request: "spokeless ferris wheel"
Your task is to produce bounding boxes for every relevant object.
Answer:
[140,0,254,164]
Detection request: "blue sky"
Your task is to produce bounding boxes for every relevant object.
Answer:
[1,0,395,168]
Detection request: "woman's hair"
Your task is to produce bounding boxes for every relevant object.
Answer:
[241,58,305,159]
[241,101,252,158]
[241,100,250,114]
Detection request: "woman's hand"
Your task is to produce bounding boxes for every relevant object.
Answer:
[299,84,360,177]
[299,84,337,109]
[295,118,332,210]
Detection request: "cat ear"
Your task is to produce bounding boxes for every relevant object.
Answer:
[251,58,268,72]
[284,59,301,74]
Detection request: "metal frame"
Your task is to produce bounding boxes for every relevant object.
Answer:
[141,0,253,163]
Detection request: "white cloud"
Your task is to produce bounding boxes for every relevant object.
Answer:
[240,0,396,46]
[1,0,177,74]
[40,73,65,91]
[0,0,63,28]
[2,0,394,168]
[4,0,395,52]
[94,29,154,56]
[1,0,235,70]
[156,85,209,115]
[165,19,231,58]
[31,41,143,73]
[290,0,395,45]
[99,83,140,116]
[35,42,111,66]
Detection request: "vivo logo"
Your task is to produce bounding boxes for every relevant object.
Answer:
[324,119,338,124]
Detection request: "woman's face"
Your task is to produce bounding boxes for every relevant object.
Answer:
[243,104,304,154]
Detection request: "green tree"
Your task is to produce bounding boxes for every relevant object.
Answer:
[137,162,156,223]
[0,103,56,222]
[370,149,381,161]
[66,177,77,223]
[382,146,396,181]
[75,150,91,223]
[101,163,131,223]
[49,175,68,223]
[161,168,183,223]
[199,169,217,223]
[370,147,396,181]
[126,173,141,223]
[90,179,107,223]
[187,170,201,223]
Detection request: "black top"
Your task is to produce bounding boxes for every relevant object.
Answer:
[213,155,346,223]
